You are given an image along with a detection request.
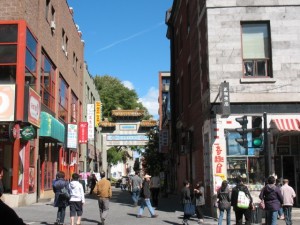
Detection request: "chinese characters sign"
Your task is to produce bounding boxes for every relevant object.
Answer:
[78,122,88,143]
[87,104,94,140]
[67,124,78,149]
[95,101,102,127]
[219,82,230,116]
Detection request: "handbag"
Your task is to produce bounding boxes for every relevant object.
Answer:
[60,187,70,200]
[184,202,195,216]
[219,201,231,210]
[237,190,250,209]
[259,200,265,209]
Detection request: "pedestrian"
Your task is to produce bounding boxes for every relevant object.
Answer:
[69,173,85,225]
[259,175,283,225]
[0,166,27,225]
[93,171,112,225]
[217,180,231,225]
[193,181,205,224]
[130,171,143,207]
[231,176,252,225]
[79,174,86,193]
[121,176,127,191]
[181,180,192,225]
[150,173,160,207]
[137,174,158,218]
[53,171,70,225]
[89,174,97,195]
[276,178,284,220]
[281,179,296,225]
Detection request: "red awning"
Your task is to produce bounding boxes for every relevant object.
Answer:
[271,118,300,132]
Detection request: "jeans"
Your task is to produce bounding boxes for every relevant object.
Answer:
[218,208,231,225]
[57,207,66,223]
[283,206,293,225]
[131,188,140,205]
[265,210,278,225]
[195,205,204,219]
[278,207,283,217]
[138,198,155,216]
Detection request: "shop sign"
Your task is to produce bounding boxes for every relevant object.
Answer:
[0,84,15,121]
[219,82,230,116]
[87,104,94,140]
[20,126,36,141]
[213,144,226,192]
[28,88,41,127]
[67,123,78,149]
[119,124,136,130]
[94,101,102,127]
[78,122,88,143]
[9,123,20,141]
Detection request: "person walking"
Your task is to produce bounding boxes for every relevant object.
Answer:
[0,166,27,225]
[93,171,112,225]
[69,173,85,225]
[89,174,97,195]
[231,176,252,225]
[131,171,143,207]
[259,175,283,225]
[137,174,158,218]
[181,180,192,225]
[194,181,205,224]
[53,171,70,225]
[276,179,284,220]
[217,180,231,225]
[281,179,296,225]
[150,173,160,207]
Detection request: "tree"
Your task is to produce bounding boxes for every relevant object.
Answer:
[142,129,164,175]
[94,75,150,121]
[107,146,132,166]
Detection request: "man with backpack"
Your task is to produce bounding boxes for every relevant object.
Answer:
[231,176,253,225]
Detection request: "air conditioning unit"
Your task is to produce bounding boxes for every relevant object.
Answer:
[50,21,56,30]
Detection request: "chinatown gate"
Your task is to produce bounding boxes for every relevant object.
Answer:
[98,109,157,177]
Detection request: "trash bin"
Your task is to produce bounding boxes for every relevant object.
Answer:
[251,203,263,225]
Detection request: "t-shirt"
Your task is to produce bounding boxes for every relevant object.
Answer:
[131,175,142,189]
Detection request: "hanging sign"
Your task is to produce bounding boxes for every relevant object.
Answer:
[20,126,36,141]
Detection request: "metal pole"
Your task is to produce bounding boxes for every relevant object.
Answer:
[263,112,270,178]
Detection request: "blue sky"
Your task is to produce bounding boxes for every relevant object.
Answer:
[67,0,173,118]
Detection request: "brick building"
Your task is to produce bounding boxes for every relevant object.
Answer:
[0,0,84,206]
[167,0,300,210]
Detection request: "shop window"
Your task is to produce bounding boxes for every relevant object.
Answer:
[25,29,37,90]
[0,45,17,63]
[0,65,16,83]
[241,22,272,77]
[226,130,257,156]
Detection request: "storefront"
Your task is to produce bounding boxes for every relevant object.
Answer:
[207,114,300,206]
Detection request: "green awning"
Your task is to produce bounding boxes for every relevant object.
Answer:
[40,111,65,143]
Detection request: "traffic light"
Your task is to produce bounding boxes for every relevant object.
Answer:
[252,116,263,148]
[235,116,248,148]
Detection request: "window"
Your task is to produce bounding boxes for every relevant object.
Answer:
[61,29,68,56]
[0,24,18,83]
[72,52,78,74]
[70,92,78,123]
[40,52,56,111]
[242,22,272,77]
[25,29,37,90]
[51,6,55,22]
[45,0,50,21]
[59,75,69,122]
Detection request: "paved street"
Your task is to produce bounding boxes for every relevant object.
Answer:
[14,187,300,225]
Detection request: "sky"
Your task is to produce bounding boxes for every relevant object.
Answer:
[67,0,173,119]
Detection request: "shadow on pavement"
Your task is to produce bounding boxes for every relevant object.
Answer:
[81,217,100,224]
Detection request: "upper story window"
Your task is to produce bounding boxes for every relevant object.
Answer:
[61,29,68,56]
[41,52,56,111]
[70,92,78,123]
[25,29,37,90]
[59,75,69,122]
[241,22,272,77]
[0,24,18,83]
[45,0,50,21]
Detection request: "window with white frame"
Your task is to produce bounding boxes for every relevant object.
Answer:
[241,22,272,77]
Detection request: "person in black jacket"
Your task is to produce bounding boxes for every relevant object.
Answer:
[53,171,70,225]
[231,176,253,225]
[0,166,27,225]
[181,180,192,225]
[136,174,158,218]
[217,180,231,225]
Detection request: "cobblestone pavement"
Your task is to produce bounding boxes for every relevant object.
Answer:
[14,187,300,225]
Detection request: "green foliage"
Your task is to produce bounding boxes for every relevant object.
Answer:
[133,158,140,172]
[142,129,164,175]
[107,146,133,166]
[94,75,150,121]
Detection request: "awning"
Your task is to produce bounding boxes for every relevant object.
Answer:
[270,118,300,133]
[40,111,65,143]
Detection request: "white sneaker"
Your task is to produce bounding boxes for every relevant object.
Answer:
[198,219,204,224]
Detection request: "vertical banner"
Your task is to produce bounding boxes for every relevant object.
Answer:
[78,122,88,143]
[219,82,230,116]
[67,124,78,149]
[87,104,94,140]
[0,84,16,121]
[95,101,101,127]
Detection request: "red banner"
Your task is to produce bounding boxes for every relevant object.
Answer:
[78,122,88,143]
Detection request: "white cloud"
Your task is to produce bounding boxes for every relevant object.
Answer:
[139,87,159,119]
[122,80,134,90]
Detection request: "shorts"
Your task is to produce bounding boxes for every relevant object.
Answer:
[69,201,83,217]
